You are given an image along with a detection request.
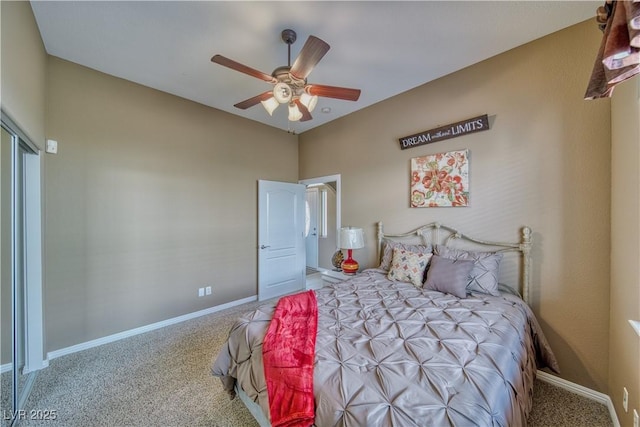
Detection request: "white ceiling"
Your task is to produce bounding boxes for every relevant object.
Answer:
[30,1,599,134]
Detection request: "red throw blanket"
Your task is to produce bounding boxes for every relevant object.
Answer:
[262,290,318,427]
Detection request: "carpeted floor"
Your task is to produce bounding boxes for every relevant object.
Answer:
[2,299,613,427]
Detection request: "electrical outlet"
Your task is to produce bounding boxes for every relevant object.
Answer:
[198,287,205,297]
[633,409,638,427]
[623,387,629,412]
[205,286,212,295]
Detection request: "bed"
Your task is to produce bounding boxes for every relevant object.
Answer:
[212,221,559,427]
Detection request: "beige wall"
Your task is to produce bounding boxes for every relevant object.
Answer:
[0,1,46,150]
[610,76,640,425]
[44,57,298,351]
[300,21,612,391]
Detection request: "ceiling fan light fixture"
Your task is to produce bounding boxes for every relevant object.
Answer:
[260,97,279,116]
[300,93,318,112]
[288,103,303,121]
[273,82,293,103]
[211,29,361,125]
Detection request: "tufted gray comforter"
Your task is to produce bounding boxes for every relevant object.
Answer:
[212,269,559,427]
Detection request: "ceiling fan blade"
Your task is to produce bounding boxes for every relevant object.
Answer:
[305,84,361,101]
[233,92,273,110]
[290,36,330,80]
[294,99,313,122]
[211,55,277,84]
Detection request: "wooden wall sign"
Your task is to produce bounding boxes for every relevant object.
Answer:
[398,114,489,150]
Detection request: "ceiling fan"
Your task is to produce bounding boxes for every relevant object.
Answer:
[211,29,361,122]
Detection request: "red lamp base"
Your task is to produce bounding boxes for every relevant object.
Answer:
[341,249,359,275]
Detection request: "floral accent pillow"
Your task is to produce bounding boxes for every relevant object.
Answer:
[379,240,432,271]
[435,245,503,296]
[387,247,433,287]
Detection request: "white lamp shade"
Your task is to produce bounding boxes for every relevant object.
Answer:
[288,103,303,121]
[338,227,364,249]
[260,97,279,116]
[273,82,293,103]
[300,93,318,112]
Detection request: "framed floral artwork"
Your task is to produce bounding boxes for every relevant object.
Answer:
[410,149,469,207]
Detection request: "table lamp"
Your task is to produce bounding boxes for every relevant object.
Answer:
[339,227,364,274]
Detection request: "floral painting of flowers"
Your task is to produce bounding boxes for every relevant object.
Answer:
[410,149,469,207]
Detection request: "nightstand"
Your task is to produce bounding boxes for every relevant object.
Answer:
[320,270,353,286]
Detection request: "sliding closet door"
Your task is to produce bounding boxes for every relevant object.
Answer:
[13,141,28,420]
[0,120,44,427]
[1,126,14,427]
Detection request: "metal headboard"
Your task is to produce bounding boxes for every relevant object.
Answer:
[377,221,533,304]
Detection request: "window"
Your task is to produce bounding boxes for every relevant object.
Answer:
[320,189,328,238]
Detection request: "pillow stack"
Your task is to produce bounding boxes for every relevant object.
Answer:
[382,240,503,298]
[434,245,503,296]
[379,239,432,271]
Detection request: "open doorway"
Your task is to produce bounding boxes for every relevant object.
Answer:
[299,175,341,274]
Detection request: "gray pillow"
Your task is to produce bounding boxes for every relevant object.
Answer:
[424,255,475,298]
[379,240,432,271]
[435,245,503,296]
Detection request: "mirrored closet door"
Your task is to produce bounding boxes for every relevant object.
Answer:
[1,118,44,427]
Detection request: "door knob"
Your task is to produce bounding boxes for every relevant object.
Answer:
[260,245,270,249]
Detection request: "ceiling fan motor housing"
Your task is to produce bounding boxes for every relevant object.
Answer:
[272,66,306,99]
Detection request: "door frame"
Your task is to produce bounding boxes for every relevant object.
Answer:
[304,187,319,270]
[1,114,45,427]
[299,174,341,271]
[1,114,45,375]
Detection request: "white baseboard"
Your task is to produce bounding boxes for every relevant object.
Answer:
[23,359,49,374]
[46,295,257,361]
[1,360,50,374]
[537,370,620,427]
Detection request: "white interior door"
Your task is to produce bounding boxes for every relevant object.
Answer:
[258,180,305,301]
[305,188,319,270]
